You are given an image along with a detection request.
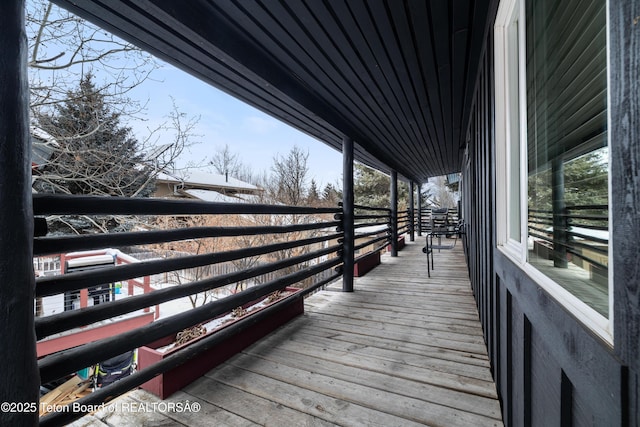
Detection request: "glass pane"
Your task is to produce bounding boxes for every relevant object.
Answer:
[526,0,608,317]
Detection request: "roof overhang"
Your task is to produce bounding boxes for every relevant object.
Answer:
[51,0,495,184]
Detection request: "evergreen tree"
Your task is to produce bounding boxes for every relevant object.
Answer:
[564,151,608,206]
[307,179,320,206]
[354,164,389,208]
[354,164,409,209]
[322,183,342,206]
[527,149,608,211]
[34,73,152,197]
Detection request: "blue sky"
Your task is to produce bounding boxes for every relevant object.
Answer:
[128,60,343,188]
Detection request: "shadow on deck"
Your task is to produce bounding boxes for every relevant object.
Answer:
[72,239,503,427]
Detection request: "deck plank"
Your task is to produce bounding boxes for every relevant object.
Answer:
[81,241,503,426]
[241,336,501,417]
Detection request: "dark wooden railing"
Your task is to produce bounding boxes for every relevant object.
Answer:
[34,194,345,426]
[397,209,410,236]
[352,204,392,259]
[416,207,460,234]
[528,204,608,270]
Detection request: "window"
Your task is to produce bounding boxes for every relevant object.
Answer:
[496,0,610,336]
[495,0,525,255]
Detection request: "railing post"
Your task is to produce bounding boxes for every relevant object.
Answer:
[390,170,398,257]
[342,137,354,292]
[417,183,422,236]
[0,1,40,424]
[552,158,568,268]
[409,181,415,242]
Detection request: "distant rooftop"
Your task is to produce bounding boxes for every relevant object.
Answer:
[154,170,263,202]
[156,171,262,193]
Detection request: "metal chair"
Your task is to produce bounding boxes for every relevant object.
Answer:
[430,207,449,235]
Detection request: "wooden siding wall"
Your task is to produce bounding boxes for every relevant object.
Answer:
[463,2,639,424]
[610,0,640,388]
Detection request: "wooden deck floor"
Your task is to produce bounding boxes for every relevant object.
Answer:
[72,239,503,427]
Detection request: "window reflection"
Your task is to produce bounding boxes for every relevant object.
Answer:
[525,0,608,317]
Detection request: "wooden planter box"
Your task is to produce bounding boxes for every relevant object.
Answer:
[533,239,553,260]
[138,288,303,399]
[387,235,406,252]
[354,251,381,277]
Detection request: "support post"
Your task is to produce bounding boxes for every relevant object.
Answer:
[0,1,40,425]
[551,157,568,268]
[417,183,422,236]
[390,170,398,257]
[409,181,415,242]
[342,137,354,292]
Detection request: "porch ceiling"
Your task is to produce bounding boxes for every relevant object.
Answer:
[51,0,493,183]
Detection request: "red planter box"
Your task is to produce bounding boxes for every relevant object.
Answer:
[354,251,381,277]
[138,288,303,399]
[387,235,406,252]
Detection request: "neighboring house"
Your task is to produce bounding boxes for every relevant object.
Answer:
[154,171,263,203]
[30,126,58,170]
[30,126,58,191]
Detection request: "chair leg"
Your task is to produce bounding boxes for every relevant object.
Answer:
[424,237,431,278]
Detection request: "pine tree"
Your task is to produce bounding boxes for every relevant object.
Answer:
[354,164,409,209]
[307,179,320,206]
[34,73,152,197]
[322,183,341,206]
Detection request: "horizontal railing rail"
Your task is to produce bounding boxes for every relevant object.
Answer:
[397,209,410,235]
[527,204,608,270]
[33,194,338,215]
[36,244,341,340]
[36,233,340,298]
[352,204,392,262]
[35,221,340,256]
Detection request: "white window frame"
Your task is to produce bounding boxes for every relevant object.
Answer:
[494,0,613,343]
[495,0,526,262]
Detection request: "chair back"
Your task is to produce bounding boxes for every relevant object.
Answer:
[430,208,449,232]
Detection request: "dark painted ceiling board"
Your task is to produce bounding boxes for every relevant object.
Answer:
[424,2,454,173]
[374,2,436,172]
[407,0,447,161]
[428,1,454,129]
[224,0,447,180]
[356,2,424,144]
[292,2,412,152]
[237,4,365,113]
[366,2,424,134]
[450,31,470,164]
[385,3,442,169]
[320,2,394,119]
[235,2,421,177]
[306,12,391,123]
[460,0,495,153]
[208,2,368,130]
[333,1,429,163]
[211,3,404,174]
